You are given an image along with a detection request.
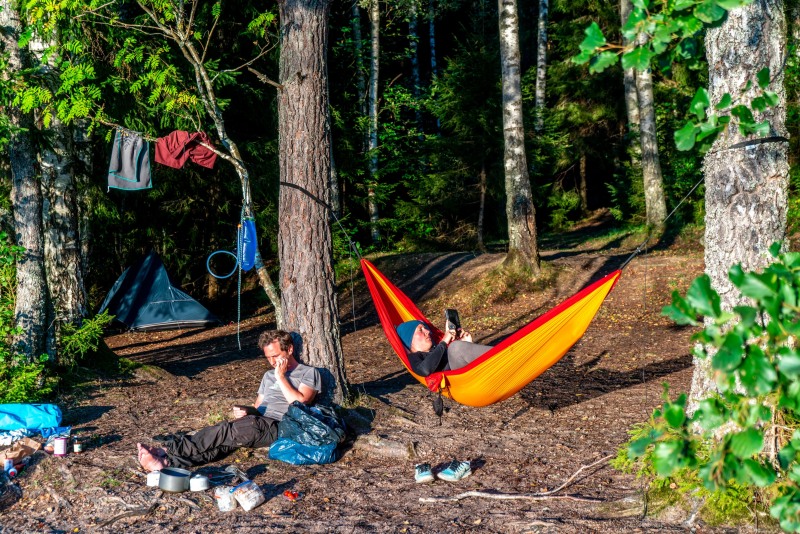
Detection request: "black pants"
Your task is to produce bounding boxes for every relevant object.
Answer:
[165,415,278,468]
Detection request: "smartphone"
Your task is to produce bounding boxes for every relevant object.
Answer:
[445,308,461,333]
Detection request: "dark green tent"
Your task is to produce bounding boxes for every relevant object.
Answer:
[99,251,220,331]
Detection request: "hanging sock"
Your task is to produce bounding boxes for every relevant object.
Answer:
[107,129,152,191]
[154,131,218,169]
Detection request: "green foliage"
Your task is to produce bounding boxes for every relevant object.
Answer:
[59,311,115,365]
[629,244,800,530]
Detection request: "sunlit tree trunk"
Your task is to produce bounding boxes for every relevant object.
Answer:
[533,0,548,133]
[367,0,381,243]
[1,1,48,361]
[689,0,788,413]
[498,0,541,273]
[620,0,641,171]
[634,34,667,228]
[278,0,349,403]
[408,0,423,131]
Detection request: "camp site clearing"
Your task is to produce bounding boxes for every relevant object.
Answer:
[1,244,726,533]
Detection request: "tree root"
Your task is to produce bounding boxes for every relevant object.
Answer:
[97,491,161,529]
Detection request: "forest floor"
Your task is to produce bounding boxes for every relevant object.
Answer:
[0,219,768,533]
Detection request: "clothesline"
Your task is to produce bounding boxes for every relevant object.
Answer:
[98,118,243,168]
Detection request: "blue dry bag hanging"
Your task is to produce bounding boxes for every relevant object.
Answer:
[240,218,257,271]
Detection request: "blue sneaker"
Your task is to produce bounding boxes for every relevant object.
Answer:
[437,459,472,482]
[414,463,434,483]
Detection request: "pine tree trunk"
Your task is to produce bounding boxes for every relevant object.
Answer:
[689,0,788,412]
[634,34,667,229]
[533,0,548,133]
[278,0,349,404]
[498,0,541,273]
[1,1,49,362]
[367,0,381,243]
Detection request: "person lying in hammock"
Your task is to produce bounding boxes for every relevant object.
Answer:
[396,319,492,376]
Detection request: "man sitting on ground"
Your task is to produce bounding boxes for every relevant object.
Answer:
[137,329,322,471]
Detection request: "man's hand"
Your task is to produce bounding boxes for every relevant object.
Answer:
[274,356,289,378]
[232,406,248,419]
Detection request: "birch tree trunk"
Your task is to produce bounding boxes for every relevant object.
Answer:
[428,0,441,132]
[689,0,788,412]
[278,0,349,404]
[40,117,87,364]
[498,0,541,273]
[533,0,548,133]
[33,34,88,364]
[408,0,423,131]
[634,34,667,228]
[367,0,381,243]
[133,0,284,327]
[619,0,640,130]
[1,1,49,361]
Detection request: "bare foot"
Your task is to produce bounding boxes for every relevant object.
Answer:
[136,443,169,472]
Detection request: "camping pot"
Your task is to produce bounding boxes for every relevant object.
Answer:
[158,467,191,492]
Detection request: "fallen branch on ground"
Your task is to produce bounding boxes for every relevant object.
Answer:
[98,491,161,528]
[419,454,613,504]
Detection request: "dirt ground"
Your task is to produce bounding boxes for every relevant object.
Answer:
[2,231,755,533]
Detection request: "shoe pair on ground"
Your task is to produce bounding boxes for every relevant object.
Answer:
[415,459,471,483]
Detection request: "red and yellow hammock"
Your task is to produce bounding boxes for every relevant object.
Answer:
[361,259,621,407]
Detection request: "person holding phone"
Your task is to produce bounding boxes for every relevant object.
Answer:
[136,329,322,472]
[395,317,491,377]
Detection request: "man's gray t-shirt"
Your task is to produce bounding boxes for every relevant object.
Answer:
[256,363,322,421]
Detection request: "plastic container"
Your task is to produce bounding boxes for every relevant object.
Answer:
[190,474,211,491]
[146,470,161,487]
[73,438,83,454]
[214,485,237,512]
[3,459,12,472]
[53,437,68,457]
[231,481,265,512]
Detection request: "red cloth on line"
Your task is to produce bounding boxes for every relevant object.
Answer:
[155,131,218,169]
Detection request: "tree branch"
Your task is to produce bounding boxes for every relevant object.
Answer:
[247,67,283,90]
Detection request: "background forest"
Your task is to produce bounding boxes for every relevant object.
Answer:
[1,0,798,370]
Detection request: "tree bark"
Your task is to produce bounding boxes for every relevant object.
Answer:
[533,0,548,133]
[367,0,381,244]
[408,0,423,131]
[689,0,788,413]
[477,162,487,252]
[72,121,93,279]
[619,0,640,131]
[1,0,49,361]
[278,0,349,404]
[40,117,88,364]
[579,153,588,214]
[633,34,667,229]
[352,0,367,118]
[428,0,441,132]
[498,0,541,273]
